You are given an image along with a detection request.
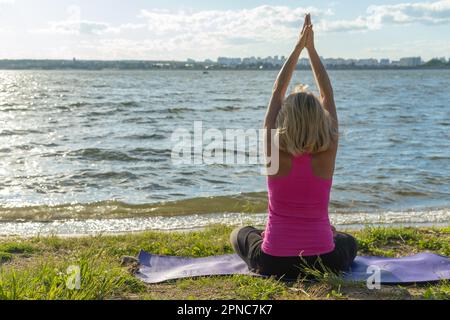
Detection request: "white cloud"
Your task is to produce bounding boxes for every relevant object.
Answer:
[368,0,450,25]
[32,5,145,35]
[135,1,450,47]
[45,20,111,35]
[140,5,332,42]
[33,2,450,39]
[319,17,370,32]
[321,0,450,32]
[31,4,333,56]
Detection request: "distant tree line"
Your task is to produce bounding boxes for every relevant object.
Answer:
[422,59,450,68]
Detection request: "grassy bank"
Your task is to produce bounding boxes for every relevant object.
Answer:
[0,225,449,300]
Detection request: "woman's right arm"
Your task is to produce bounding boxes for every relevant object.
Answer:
[306,23,339,182]
[306,26,338,129]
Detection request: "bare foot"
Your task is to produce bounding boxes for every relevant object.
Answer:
[121,256,140,274]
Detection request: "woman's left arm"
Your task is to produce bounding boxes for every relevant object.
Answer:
[264,14,311,131]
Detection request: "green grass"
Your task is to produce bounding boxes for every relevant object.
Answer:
[0,225,449,300]
[423,282,450,300]
[356,226,450,257]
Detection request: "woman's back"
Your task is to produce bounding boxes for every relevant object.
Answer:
[262,153,335,257]
[231,14,357,278]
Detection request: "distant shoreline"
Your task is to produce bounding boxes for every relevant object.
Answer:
[0,59,449,71]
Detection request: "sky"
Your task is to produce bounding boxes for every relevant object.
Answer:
[0,0,449,61]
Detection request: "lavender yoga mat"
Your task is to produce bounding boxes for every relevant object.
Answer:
[136,251,450,285]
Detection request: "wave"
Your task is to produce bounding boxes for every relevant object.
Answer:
[122,133,167,140]
[0,192,449,225]
[68,171,139,182]
[166,107,196,114]
[65,101,139,110]
[122,117,157,124]
[213,98,244,102]
[67,148,141,162]
[0,129,43,136]
[141,104,261,115]
[214,106,242,112]
[120,101,140,107]
[429,155,450,161]
[86,110,120,117]
[68,102,88,108]
[0,192,268,222]
[0,209,448,237]
[394,190,430,197]
[129,147,172,157]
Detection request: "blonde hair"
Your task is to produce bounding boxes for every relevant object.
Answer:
[275,85,337,155]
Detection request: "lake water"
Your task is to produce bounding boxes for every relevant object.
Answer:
[0,69,449,235]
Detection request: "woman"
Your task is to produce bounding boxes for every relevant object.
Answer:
[230,14,358,280]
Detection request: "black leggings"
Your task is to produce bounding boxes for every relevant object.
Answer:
[230,226,358,280]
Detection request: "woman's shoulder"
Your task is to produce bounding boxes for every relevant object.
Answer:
[268,150,293,178]
[311,141,338,180]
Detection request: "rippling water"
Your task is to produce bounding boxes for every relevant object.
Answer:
[0,70,449,235]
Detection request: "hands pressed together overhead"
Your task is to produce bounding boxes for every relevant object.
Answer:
[298,13,315,51]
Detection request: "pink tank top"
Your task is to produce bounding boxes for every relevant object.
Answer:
[262,153,335,257]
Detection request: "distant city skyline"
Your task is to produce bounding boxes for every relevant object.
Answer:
[2,55,449,71]
[0,0,449,61]
[208,55,448,67]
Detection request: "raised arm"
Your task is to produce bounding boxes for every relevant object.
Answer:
[305,25,338,128]
[264,14,311,130]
